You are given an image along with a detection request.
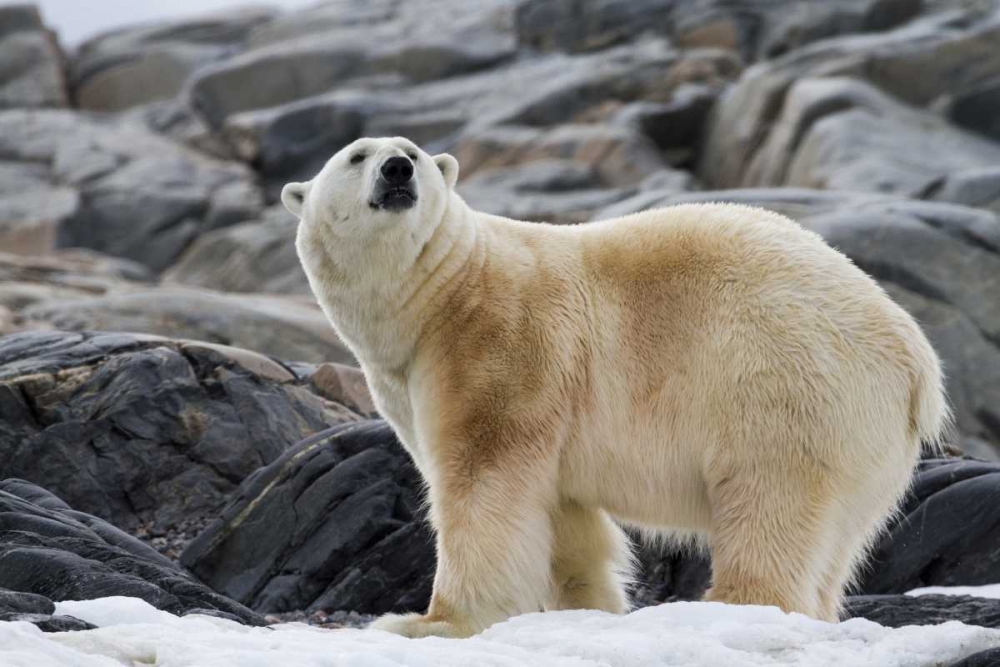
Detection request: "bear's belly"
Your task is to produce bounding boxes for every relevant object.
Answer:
[557,424,713,532]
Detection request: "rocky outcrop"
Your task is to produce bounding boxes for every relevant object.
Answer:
[0,331,362,543]
[0,478,264,630]
[181,421,434,615]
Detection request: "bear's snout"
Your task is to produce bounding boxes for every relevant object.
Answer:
[381,157,414,186]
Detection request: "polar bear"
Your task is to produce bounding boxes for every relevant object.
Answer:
[281,137,948,638]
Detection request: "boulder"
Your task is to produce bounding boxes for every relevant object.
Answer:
[0,5,68,109]
[0,331,362,541]
[594,189,1000,458]
[71,6,277,112]
[0,478,264,630]
[700,9,1000,189]
[0,109,262,271]
[181,421,435,616]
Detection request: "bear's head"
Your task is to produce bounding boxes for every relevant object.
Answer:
[280,137,459,243]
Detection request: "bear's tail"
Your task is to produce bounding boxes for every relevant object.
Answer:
[909,344,952,456]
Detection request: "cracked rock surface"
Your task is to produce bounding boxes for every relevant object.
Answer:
[0,330,363,544]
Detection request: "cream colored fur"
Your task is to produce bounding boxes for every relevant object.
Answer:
[282,137,949,638]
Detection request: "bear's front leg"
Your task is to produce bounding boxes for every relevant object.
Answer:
[370,447,559,638]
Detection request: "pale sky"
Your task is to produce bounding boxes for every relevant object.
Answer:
[7,0,318,47]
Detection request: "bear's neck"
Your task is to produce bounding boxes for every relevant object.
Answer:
[299,193,483,373]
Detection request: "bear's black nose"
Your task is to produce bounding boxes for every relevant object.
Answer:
[381,156,413,185]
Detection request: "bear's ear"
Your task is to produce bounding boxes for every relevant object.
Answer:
[281,181,309,217]
[433,153,459,190]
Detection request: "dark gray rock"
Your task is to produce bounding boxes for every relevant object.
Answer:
[860,459,1000,593]
[845,594,1000,628]
[0,331,361,540]
[951,647,1000,667]
[0,588,54,615]
[0,478,264,629]
[181,421,435,615]
[948,76,1000,143]
[0,5,68,109]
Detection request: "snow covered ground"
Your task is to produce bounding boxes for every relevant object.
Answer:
[1,597,999,667]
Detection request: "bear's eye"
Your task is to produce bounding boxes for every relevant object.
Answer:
[406,152,418,161]
[350,153,366,165]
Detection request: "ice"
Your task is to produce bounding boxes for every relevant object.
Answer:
[2,597,999,667]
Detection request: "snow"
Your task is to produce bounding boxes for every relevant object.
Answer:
[907,584,1000,600]
[0,597,997,666]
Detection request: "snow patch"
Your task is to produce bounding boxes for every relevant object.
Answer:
[1,597,998,666]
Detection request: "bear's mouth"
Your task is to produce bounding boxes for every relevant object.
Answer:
[371,187,418,212]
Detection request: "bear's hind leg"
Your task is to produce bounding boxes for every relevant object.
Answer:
[548,501,632,613]
[703,460,833,620]
[816,473,912,620]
